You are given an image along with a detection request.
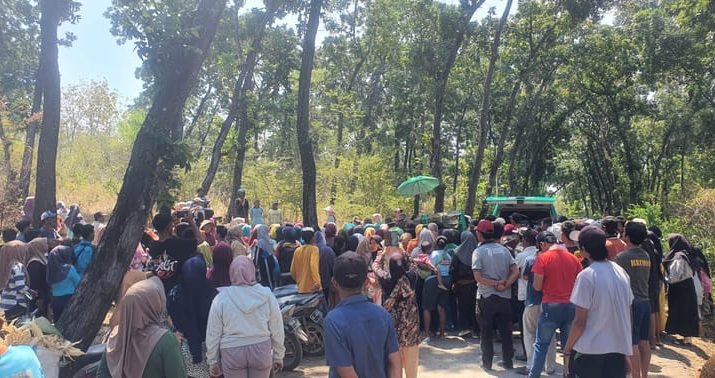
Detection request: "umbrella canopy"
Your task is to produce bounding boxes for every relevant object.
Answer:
[397,175,440,196]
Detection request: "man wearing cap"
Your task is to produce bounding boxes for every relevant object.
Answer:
[563,226,633,377]
[324,252,402,378]
[528,231,582,378]
[39,211,60,240]
[472,219,519,370]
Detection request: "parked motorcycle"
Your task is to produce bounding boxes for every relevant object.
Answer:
[281,304,306,371]
[275,287,325,356]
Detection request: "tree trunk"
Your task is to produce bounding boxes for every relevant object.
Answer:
[431,0,485,213]
[464,0,511,217]
[17,72,43,202]
[295,0,322,228]
[227,80,253,219]
[56,0,226,347]
[184,83,213,139]
[202,6,275,194]
[32,0,63,228]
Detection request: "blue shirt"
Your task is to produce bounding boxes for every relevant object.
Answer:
[430,249,452,277]
[524,255,543,307]
[51,266,80,297]
[73,240,96,277]
[324,294,399,378]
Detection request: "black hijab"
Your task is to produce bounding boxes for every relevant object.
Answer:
[47,245,75,284]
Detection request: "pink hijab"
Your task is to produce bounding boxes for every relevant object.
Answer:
[230,256,257,285]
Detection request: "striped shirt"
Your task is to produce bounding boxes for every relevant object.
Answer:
[1,263,28,310]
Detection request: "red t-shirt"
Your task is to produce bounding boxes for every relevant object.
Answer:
[606,237,627,261]
[532,246,582,304]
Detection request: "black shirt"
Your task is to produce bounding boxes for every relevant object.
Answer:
[148,237,198,293]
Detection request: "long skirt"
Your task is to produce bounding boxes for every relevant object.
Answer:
[665,278,699,337]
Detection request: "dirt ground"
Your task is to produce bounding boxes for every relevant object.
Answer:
[278,334,714,377]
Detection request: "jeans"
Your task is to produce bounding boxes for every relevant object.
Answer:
[522,305,556,371]
[528,303,575,378]
[478,295,513,368]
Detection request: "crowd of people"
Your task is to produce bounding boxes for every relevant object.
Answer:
[0,192,712,378]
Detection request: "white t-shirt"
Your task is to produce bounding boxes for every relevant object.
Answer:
[515,246,537,301]
[570,260,634,356]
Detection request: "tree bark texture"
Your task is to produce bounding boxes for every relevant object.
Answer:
[56,0,226,347]
[32,0,62,227]
[295,0,322,228]
[464,0,511,217]
[18,75,44,202]
[431,0,485,213]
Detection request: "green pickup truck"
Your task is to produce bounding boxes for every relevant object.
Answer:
[484,196,557,224]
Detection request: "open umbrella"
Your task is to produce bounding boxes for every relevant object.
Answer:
[397,175,440,196]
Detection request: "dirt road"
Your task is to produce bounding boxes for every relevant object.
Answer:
[279,335,713,377]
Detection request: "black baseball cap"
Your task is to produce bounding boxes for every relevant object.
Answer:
[333,252,368,289]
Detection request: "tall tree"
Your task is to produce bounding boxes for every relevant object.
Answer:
[464,0,511,216]
[431,0,484,212]
[203,3,278,198]
[56,0,226,346]
[296,0,322,227]
[32,0,76,226]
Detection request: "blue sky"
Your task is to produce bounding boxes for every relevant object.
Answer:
[58,0,517,103]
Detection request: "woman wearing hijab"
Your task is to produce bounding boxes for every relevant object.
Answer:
[276,227,300,285]
[324,223,338,249]
[252,224,279,289]
[663,234,700,344]
[355,238,382,304]
[0,241,30,319]
[98,277,187,378]
[166,238,218,364]
[206,256,285,378]
[405,224,424,254]
[410,228,436,259]
[427,223,439,239]
[207,242,233,289]
[25,237,50,317]
[375,244,420,378]
[345,234,361,254]
[315,231,336,302]
[109,270,148,329]
[450,231,479,336]
[46,245,80,321]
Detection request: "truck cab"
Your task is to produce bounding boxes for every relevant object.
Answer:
[484,196,557,225]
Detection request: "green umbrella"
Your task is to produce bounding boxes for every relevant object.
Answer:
[397,175,440,196]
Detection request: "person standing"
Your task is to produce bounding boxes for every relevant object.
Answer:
[563,226,633,378]
[472,220,519,371]
[515,230,556,376]
[290,228,322,294]
[528,231,582,378]
[603,216,627,261]
[97,277,187,378]
[235,189,250,221]
[46,245,80,321]
[268,202,283,225]
[250,200,265,227]
[663,234,700,344]
[39,211,60,240]
[206,256,284,378]
[324,252,402,378]
[0,241,29,319]
[375,247,421,378]
[450,231,478,337]
[616,221,652,378]
[315,231,337,302]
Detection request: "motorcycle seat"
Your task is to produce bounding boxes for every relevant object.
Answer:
[273,285,298,298]
[277,293,321,307]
